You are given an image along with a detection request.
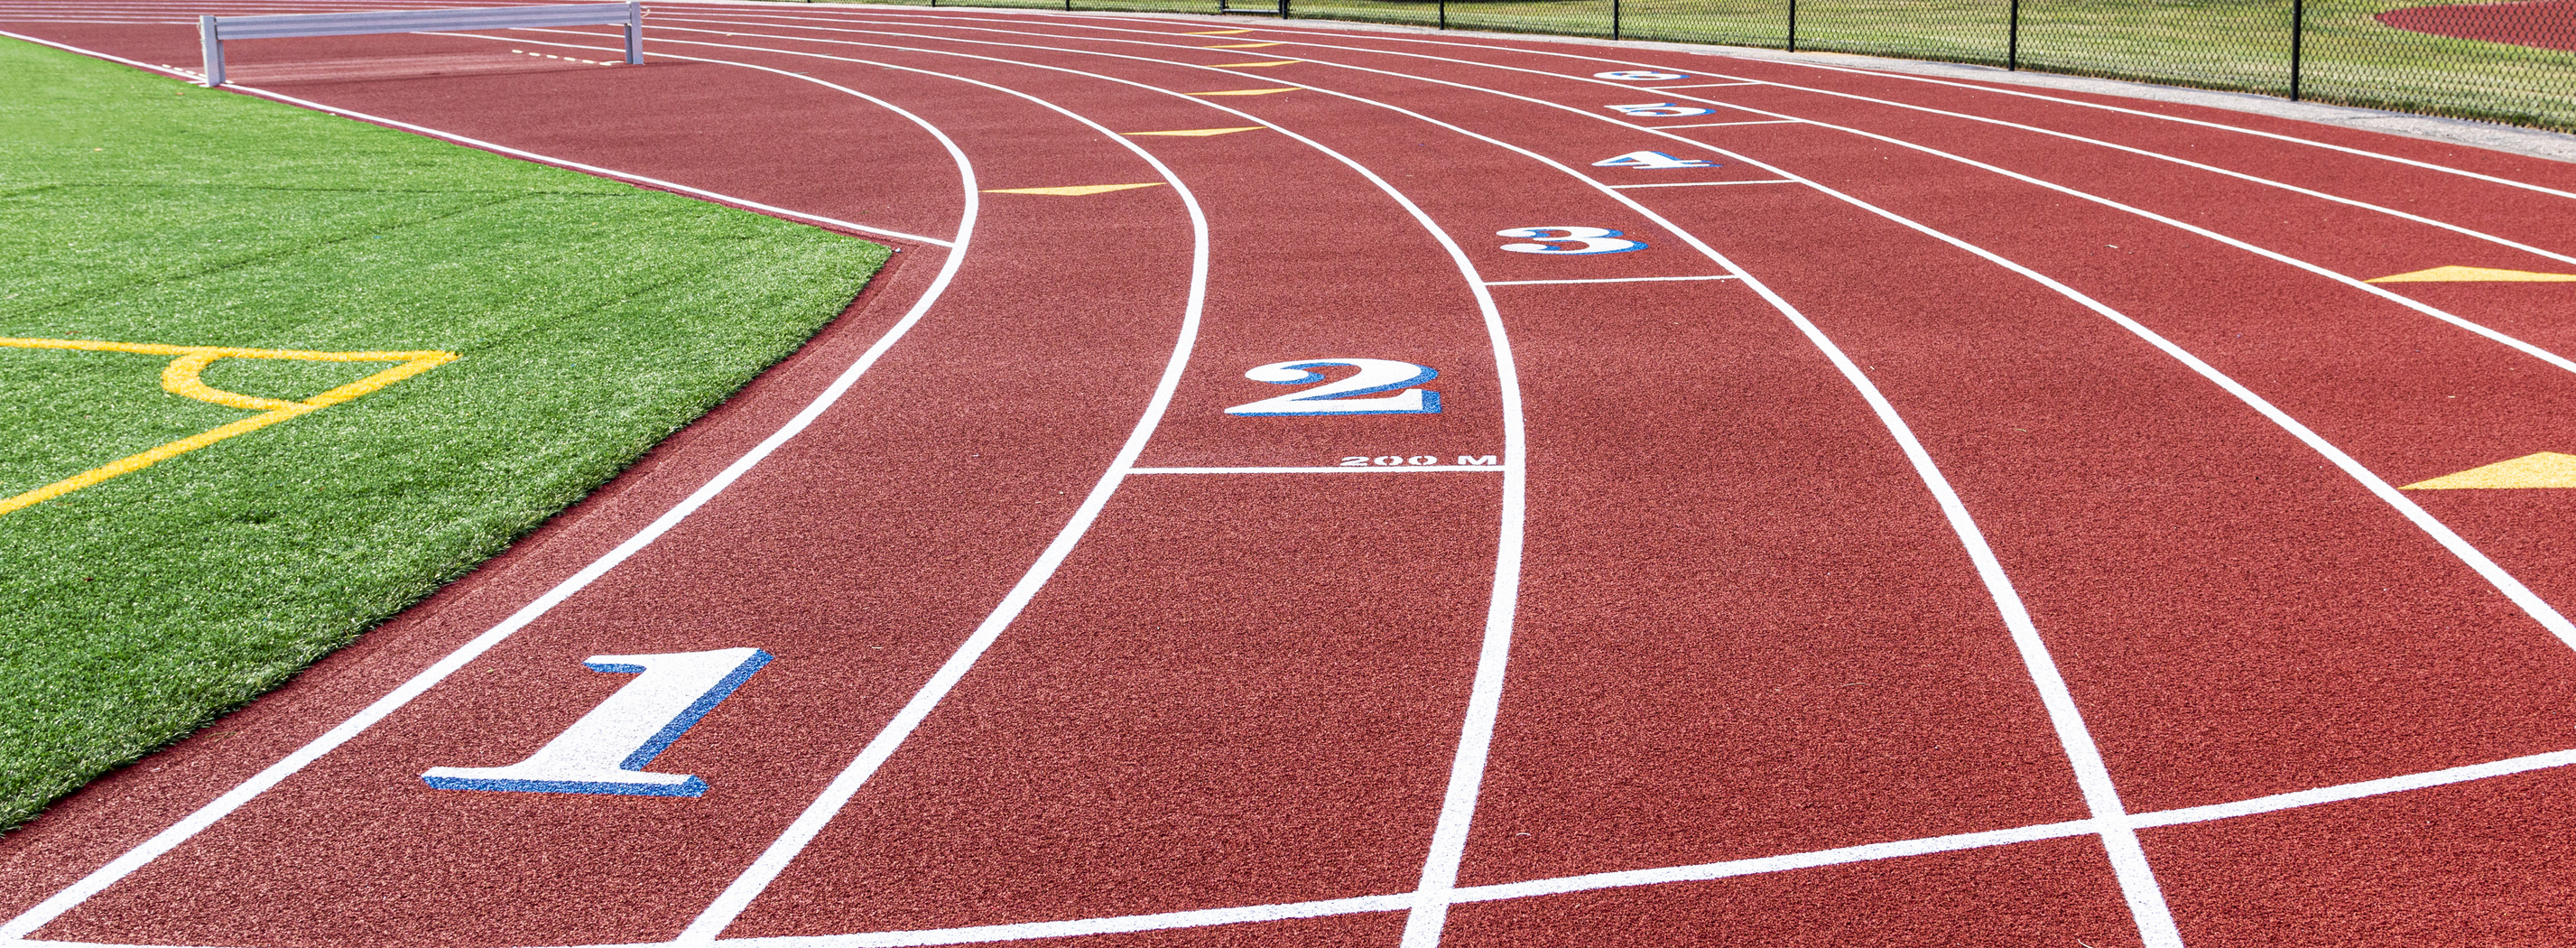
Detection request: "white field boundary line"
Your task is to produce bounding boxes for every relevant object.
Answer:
[25,745,2541,948]
[980,7,2576,203]
[0,33,987,944]
[479,29,1534,943]
[5,24,952,248]
[782,9,2576,653]
[824,8,2576,265]
[511,19,2180,946]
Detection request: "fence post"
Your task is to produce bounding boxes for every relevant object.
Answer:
[624,0,642,63]
[2289,0,2305,99]
[1786,0,1797,51]
[199,14,225,87]
[1613,0,1621,40]
[2006,0,2019,70]
[1439,0,1447,29]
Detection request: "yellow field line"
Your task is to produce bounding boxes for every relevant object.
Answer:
[0,338,458,516]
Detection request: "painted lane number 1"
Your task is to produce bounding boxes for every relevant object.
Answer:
[1227,358,1441,415]
[422,647,771,797]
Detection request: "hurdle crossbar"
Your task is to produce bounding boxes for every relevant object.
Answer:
[198,2,642,87]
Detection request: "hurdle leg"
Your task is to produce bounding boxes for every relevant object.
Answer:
[199,14,225,87]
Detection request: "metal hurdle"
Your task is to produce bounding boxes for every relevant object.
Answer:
[199,2,642,88]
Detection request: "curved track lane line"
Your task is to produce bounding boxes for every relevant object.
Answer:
[643,12,2576,367]
[0,37,986,943]
[552,19,2182,945]
[500,30,1537,944]
[1012,11,2576,200]
[723,13,2576,657]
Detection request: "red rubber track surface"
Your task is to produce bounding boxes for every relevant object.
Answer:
[2377,0,2576,52]
[5,4,2576,947]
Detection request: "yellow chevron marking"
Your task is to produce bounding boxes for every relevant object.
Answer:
[2368,265,2576,283]
[2404,452,2576,489]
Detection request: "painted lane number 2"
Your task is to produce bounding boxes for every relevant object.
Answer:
[1498,226,1646,255]
[1227,358,1441,416]
[422,647,771,797]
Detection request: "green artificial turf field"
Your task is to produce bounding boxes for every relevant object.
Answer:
[0,37,888,832]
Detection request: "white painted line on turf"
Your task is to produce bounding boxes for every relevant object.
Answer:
[1482,274,1740,284]
[1604,179,1797,188]
[0,35,985,944]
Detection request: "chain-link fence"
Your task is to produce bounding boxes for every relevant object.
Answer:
[865,0,2575,133]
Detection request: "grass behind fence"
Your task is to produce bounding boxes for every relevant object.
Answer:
[852,0,2576,134]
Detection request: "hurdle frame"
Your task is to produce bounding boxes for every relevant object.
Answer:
[199,2,642,87]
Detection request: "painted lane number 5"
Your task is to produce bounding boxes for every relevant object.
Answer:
[1498,226,1646,255]
[422,647,771,797]
[1227,358,1441,415]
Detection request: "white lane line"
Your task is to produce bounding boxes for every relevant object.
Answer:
[1640,124,2576,654]
[1068,14,2576,202]
[663,51,1213,947]
[1127,465,1509,474]
[862,11,2576,652]
[1759,57,2576,202]
[15,743,2576,948]
[1604,179,1796,189]
[1631,74,2576,270]
[1648,118,1802,128]
[510,28,1529,943]
[0,33,985,944]
[1643,80,1763,88]
[529,18,2176,947]
[1482,274,1740,283]
[931,14,2575,266]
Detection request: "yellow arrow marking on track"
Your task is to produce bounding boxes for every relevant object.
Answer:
[2403,452,2576,489]
[982,183,1166,196]
[1188,88,1298,96]
[1186,28,1253,34]
[1202,42,1283,48]
[2368,265,2576,283]
[1123,126,1265,136]
[1218,60,1300,67]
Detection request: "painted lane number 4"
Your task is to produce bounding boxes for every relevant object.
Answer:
[1227,358,1441,415]
[422,647,771,797]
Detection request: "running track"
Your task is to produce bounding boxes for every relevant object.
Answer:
[5,4,2576,945]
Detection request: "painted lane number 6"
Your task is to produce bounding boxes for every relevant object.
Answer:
[1498,226,1646,255]
[422,647,771,797]
[1226,358,1441,415]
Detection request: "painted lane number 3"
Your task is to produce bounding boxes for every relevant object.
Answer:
[1498,226,1646,255]
[422,647,771,797]
[1227,358,1441,415]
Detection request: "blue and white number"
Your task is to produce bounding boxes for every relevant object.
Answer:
[1593,150,1718,169]
[1595,70,1689,80]
[1226,358,1441,416]
[1603,102,1716,117]
[1498,226,1646,255]
[422,647,771,797]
